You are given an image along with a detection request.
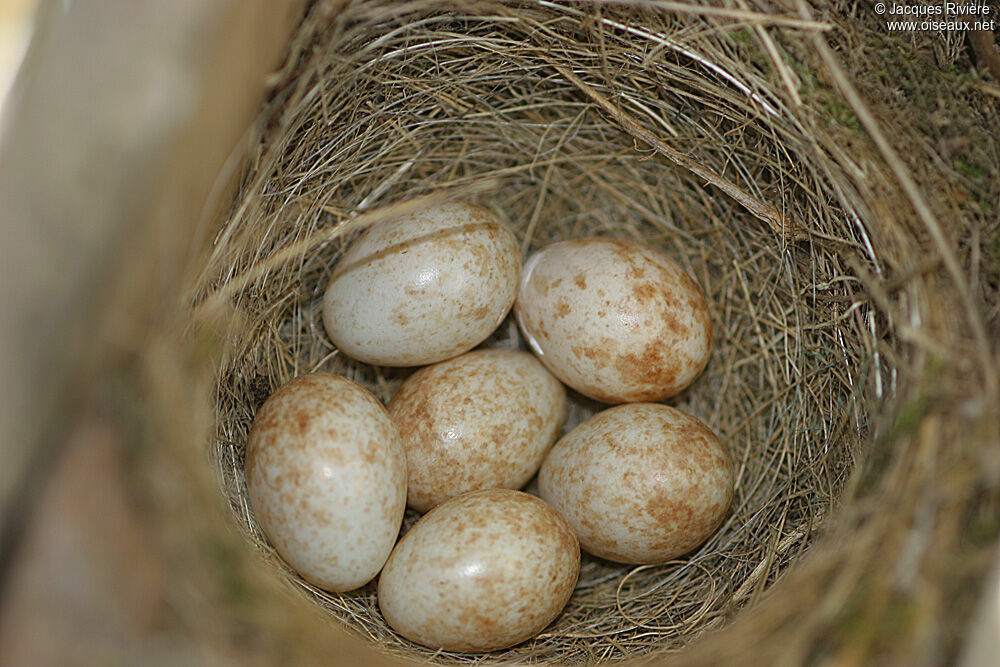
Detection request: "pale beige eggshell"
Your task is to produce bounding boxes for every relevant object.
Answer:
[245,373,407,592]
[323,201,520,367]
[538,403,734,564]
[515,237,712,403]
[387,349,566,513]
[377,489,580,652]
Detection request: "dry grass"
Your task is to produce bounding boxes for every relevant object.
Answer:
[191,1,999,664]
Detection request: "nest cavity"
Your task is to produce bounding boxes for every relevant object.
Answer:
[204,1,891,663]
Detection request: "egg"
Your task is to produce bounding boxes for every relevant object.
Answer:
[387,349,566,513]
[515,237,712,403]
[245,373,406,591]
[323,200,520,366]
[538,403,733,564]
[378,489,579,652]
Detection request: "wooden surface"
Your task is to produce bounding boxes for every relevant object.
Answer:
[0,0,293,554]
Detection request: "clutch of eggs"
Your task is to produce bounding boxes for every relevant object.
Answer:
[241,199,738,652]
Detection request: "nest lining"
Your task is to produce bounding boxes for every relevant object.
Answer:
[203,1,888,663]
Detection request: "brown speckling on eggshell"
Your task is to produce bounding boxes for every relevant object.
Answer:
[322,201,520,367]
[515,237,712,403]
[538,403,734,564]
[377,489,580,652]
[387,349,566,513]
[245,373,407,592]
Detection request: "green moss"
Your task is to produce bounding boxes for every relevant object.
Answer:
[967,511,1000,548]
[205,537,254,604]
[988,227,1000,264]
[855,358,944,495]
[962,485,1000,550]
[819,96,862,133]
[954,157,989,182]
[885,392,932,443]
[728,29,751,44]
[827,584,923,662]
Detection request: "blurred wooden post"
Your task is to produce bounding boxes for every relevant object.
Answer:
[0,0,299,551]
[0,0,317,653]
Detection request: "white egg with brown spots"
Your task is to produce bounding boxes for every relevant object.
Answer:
[245,373,406,592]
[378,489,579,652]
[388,349,566,513]
[515,237,712,403]
[323,201,520,366]
[539,403,734,564]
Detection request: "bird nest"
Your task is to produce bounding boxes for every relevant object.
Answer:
[194,1,999,664]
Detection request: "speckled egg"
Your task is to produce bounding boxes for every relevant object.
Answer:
[245,373,407,592]
[515,238,712,403]
[388,349,566,513]
[378,489,579,652]
[538,403,733,564]
[323,201,520,367]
